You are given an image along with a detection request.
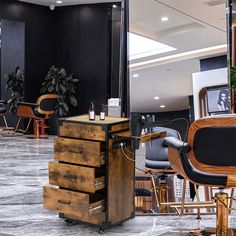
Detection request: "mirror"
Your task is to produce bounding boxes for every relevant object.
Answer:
[129,0,228,213]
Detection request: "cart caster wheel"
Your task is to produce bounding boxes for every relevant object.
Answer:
[99,228,105,234]
[65,219,76,226]
[119,221,124,226]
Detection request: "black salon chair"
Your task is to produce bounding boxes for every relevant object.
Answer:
[15,94,58,138]
[145,127,186,213]
[164,114,236,235]
[0,100,9,129]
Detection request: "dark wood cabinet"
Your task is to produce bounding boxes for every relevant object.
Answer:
[43,115,135,231]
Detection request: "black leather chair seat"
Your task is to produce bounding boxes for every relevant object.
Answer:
[164,136,228,186]
[0,106,6,114]
[145,159,172,170]
[135,188,152,196]
[33,110,46,119]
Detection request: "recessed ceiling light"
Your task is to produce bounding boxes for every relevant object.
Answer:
[56,0,62,4]
[160,105,165,108]
[112,4,117,8]
[161,17,169,22]
[154,96,159,100]
[133,74,139,78]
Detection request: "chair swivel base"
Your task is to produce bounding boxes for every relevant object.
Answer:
[189,228,236,236]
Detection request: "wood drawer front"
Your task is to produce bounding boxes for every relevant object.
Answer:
[59,122,105,141]
[43,186,105,218]
[54,138,105,167]
[49,162,105,193]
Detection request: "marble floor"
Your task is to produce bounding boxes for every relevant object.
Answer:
[0,135,236,236]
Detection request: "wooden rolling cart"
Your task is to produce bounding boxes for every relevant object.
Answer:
[43,115,135,233]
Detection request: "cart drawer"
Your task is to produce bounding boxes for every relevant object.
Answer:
[49,162,105,193]
[59,122,106,141]
[54,138,105,167]
[43,186,105,218]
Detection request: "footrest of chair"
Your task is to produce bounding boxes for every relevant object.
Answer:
[135,188,152,197]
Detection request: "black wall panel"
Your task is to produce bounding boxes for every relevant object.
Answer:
[51,4,115,115]
[0,0,122,122]
[1,19,25,126]
[200,55,227,72]
[0,0,52,103]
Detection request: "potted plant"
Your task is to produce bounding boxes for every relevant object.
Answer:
[5,66,24,114]
[41,65,79,117]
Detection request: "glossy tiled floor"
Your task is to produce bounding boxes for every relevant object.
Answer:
[0,135,235,236]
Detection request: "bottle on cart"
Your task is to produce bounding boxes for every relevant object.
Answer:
[100,104,106,120]
[89,101,95,120]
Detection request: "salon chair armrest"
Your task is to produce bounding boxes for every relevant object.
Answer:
[0,100,7,104]
[163,137,191,153]
[17,102,37,108]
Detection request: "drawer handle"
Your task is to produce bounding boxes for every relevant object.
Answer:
[100,154,105,161]
[89,205,103,214]
[58,199,71,205]
[95,181,104,187]
[63,175,77,180]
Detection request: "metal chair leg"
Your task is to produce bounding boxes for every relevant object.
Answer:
[215,192,228,235]
[229,188,234,215]
[34,120,39,139]
[25,118,32,133]
[15,117,22,132]
[150,174,160,210]
[15,117,32,133]
[2,115,8,129]
[181,178,187,215]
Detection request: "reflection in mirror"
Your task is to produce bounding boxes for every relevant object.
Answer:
[129,0,228,214]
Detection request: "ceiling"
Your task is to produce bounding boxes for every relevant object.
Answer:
[19,0,119,7]
[129,0,227,112]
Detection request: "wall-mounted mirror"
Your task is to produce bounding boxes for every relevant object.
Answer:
[129,0,228,213]
[129,0,228,125]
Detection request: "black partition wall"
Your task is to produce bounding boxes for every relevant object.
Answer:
[1,19,25,126]
[51,3,122,114]
[0,0,123,128]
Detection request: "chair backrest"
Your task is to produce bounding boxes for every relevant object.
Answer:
[146,127,180,162]
[188,114,236,174]
[36,94,58,116]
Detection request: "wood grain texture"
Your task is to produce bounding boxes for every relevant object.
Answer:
[63,114,129,125]
[59,122,106,141]
[43,186,105,222]
[188,116,236,174]
[17,104,35,118]
[44,114,134,227]
[54,138,105,167]
[168,147,186,178]
[140,131,166,143]
[108,135,135,224]
[48,162,105,193]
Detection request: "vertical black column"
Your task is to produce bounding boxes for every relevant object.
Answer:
[119,0,129,117]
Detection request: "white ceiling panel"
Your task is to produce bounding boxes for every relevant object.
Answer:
[129,0,227,112]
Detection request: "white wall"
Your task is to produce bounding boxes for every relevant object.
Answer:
[192,68,228,120]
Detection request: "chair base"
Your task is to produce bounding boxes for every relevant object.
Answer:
[159,228,236,236]
[189,228,236,236]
